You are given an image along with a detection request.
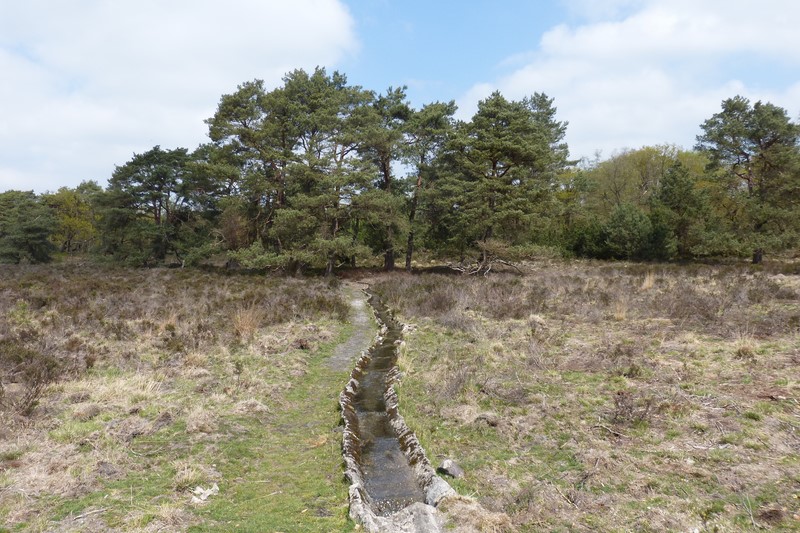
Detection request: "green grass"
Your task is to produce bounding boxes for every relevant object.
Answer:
[30,331,355,532]
[0,266,362,532]
[369,263,800,531]
[187,333,356,532]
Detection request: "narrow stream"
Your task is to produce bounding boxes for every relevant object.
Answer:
[352,294,426,514]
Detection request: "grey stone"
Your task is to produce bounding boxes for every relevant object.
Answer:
[437,459,465,479]
[425,476,456,506]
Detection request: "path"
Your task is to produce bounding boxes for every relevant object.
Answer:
[327,281,375,372]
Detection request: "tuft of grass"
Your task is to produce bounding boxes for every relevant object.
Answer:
[232,303,265,341]
[172,460,209,492]
[640,270,656,291]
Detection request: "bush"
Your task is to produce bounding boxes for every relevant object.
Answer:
[604,204,653,260]
[0,340,64,416]
[0,191,56,264]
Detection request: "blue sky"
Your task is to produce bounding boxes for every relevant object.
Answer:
[338,0,566,106]
[1,0,799,192]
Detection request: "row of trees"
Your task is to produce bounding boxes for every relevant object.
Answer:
[2,69,799,270]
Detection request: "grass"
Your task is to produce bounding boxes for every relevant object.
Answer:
[370,260,800,531]
[3,259,798,531]
[0,263,355,532]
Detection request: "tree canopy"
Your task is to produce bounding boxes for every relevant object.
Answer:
[3,71,798,268]
[0,191,55,264]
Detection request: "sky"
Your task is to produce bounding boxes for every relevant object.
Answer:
[1,0,799,192]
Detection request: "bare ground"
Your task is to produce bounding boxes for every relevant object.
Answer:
[327,281,375,372]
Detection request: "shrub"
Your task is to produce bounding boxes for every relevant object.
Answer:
[604,203,653,260]
[611,390,655,425]
[0,340,64,416]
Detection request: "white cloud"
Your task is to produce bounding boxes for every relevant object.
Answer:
[460,0,800,161]
[0,0,357,191]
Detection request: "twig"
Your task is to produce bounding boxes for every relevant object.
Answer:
[74,508,109,521]
[552,482,579,510]
[576,458,601,488]
[739,495,760,530]
[494,258,523,274]
[592,424,629,439]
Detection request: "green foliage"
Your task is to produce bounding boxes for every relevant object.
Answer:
[696,95,800,259]
[567,215,610,259]
[12,76,800,268]
[357,86,412,269]
[567,133,798,262]
[648,162,713,259]
[428,91,571,262]
[204,68,401,273]
[585,145,697,214]
[42,183,100,253]
[0,190,56,264]
[604,203,653,260]
[100,146,217,265]
[402,101,458,269]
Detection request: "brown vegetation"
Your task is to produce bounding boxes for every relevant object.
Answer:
[0,262,349,531]
[372,260,800,531]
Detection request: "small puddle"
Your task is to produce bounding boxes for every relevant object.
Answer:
[352,294,426,514]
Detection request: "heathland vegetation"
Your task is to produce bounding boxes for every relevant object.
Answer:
[1,68,799,531]
[1,264,357,531]
[1,261,798,531]
[371,263,800,530]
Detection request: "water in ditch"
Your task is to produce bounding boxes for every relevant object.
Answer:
[353,294,426,515]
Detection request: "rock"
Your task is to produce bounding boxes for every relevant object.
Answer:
[437,459,465,479]
[190,483,219,504]
[425,476,456,506]
[351,499,445,533]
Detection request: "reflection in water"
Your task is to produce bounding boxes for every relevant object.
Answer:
[353,295,425,515]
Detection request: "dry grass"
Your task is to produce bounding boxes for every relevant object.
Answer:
[371,260,800,531]
[0,262,349,531]
[232,303,265,341]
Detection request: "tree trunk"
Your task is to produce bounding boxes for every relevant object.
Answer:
[405,230,415,272]
[384,248,395,271]
[383,226,395,271]
[405,173,423,272]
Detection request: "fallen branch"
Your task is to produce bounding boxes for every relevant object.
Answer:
[552,482,579,510]
[592,424,629,439]
[739,495,761,530]
[447,257,523,277]
[73,508,109,521]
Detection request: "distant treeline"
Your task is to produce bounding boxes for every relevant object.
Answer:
[2,68,798,271]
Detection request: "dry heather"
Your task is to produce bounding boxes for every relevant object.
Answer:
[0,263,350,532]
[371,261,800,532]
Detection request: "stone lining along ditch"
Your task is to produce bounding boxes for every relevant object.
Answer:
[339,290,455,532]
